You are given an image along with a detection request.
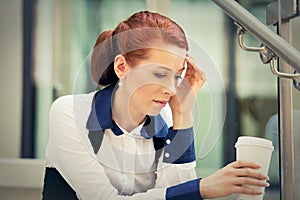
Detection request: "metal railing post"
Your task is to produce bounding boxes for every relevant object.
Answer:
[278,16,295,200]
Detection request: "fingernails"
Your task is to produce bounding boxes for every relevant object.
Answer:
[262,181,270,187]
[261,181,270,187]
[262,175,269,180]
[201,74,206,80]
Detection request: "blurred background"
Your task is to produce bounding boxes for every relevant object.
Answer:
[1,0,300,199]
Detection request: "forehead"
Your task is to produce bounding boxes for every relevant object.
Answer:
[138,47,186,71]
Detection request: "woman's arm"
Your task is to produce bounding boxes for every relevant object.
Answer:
[155,126,202,200]
[159,54,269,199]
[168,53,206,130]
[155,55,205,197]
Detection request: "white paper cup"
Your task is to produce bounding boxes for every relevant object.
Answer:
[235,136,274,200]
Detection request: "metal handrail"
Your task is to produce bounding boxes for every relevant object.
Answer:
[212,0,300,73]
[211,1,297,200]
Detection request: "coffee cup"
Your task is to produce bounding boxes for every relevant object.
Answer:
[235,136,274,200]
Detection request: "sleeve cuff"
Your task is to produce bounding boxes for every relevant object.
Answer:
[163,127,196,164]
[166,178,202,200]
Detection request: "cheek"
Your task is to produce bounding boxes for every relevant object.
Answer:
[126,72,150,95]
[131,85,160,101]
[130,85,163,116]
[127,68,170,89]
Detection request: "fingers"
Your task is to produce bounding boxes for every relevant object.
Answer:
[227,160,269,194]
[185,54,206,81]
[232,185,264,195]
[183,54,206,93]
[231,160,261,169]
[235,168,269,180]
[230,160,269,180]
[231,176,269,195]
[237,177,269,187]
[200,159,271,199]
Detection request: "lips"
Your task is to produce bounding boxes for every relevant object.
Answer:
[153,100,168,107]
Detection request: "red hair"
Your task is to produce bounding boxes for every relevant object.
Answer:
[91,11,188,86]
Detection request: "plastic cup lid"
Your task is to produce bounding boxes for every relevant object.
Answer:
[235,136,274,150]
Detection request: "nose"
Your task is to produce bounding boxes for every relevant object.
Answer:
[162,79,176,96]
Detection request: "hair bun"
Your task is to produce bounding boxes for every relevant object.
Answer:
[91,30,118,85]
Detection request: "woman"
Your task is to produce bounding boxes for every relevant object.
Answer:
[43,11,269,199]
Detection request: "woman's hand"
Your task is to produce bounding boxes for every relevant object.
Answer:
[169,53,206,129]
[200,160,270,199]
[184,54,206,95]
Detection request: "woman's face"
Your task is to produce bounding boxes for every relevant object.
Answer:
[123,46,186,117]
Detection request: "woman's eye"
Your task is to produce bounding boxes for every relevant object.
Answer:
[154,73,167,79]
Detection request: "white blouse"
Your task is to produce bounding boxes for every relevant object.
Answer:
[45,90,198,200]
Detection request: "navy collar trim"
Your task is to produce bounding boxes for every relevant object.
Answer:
[86,84,168,139]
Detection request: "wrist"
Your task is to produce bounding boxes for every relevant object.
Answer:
[172,113,193,129]
[199,178,208,199]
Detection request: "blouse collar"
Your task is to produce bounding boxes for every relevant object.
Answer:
[86,83,168,139]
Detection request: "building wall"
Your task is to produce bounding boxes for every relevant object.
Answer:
[0,0,22,157]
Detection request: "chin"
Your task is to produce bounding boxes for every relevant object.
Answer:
[147,107,163,116]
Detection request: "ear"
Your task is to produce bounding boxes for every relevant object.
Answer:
[114,55,130,78]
